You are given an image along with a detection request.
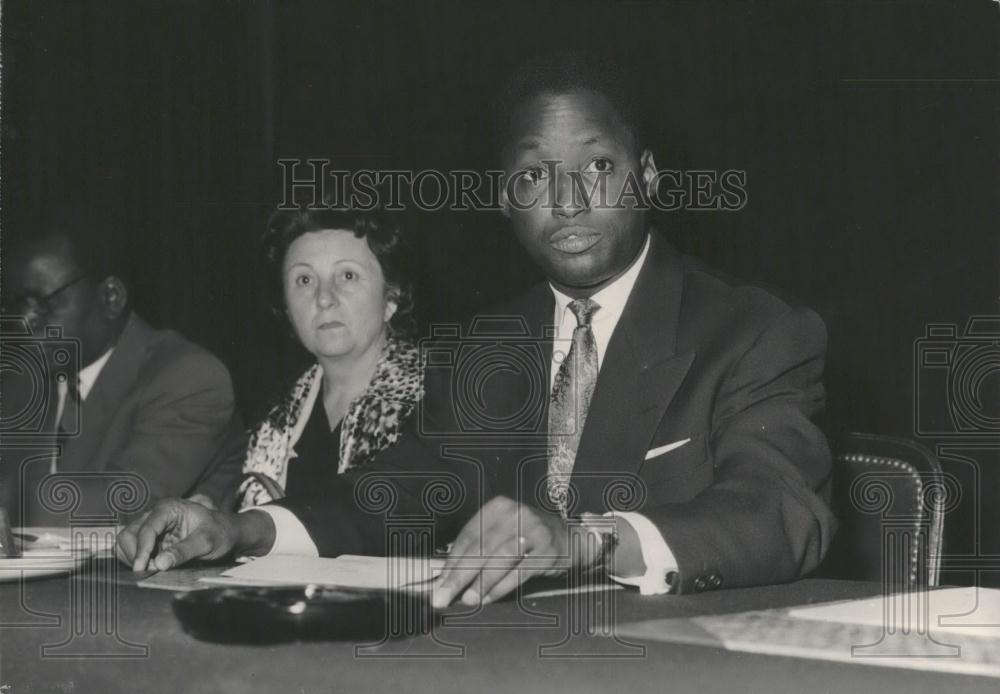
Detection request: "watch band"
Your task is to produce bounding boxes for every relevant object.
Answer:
[576,513,618,571]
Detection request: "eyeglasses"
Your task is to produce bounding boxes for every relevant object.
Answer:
[4,274,89,317]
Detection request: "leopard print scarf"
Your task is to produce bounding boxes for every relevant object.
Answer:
[237,337,424,509]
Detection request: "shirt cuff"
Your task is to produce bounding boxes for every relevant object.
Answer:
[241,505,319,557]
[605,511,677,595]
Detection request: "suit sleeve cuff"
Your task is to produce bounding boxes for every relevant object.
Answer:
[605,511,677,595]
[241,505,319,557]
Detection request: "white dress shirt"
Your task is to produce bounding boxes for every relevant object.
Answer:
[548,234,677,595]
[258,234,678,594]
[51,347,114,473]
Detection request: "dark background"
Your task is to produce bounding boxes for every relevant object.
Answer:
[3,1,998,577]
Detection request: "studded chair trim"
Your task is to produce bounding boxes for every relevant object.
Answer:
[836,449,944,587]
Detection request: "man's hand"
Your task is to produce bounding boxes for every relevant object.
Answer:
[115,498,275,572]
[432,496,593,608]
[185,493,217,510]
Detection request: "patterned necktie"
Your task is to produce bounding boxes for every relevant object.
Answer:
[547,298,600,515]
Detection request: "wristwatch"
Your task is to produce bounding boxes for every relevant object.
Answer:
[576,513,619,571]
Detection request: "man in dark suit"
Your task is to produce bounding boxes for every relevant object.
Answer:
[118,53,835,604]
[424,54,836,604]
[2,227,245,524]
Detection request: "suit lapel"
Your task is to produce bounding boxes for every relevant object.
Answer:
[571,233,695,510]
[60,315,152,471]
[525,283,556,425]
[511,284,555,507]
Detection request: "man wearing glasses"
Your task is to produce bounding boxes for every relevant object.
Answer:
[2,224,245,524]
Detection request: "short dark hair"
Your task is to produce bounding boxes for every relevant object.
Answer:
[262,205,416,338]
[492,51,646,155]
[16,211,124,284]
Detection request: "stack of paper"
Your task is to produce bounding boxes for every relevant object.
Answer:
[137,556,624,599]
[199,554,446,591]
[617,587,1000,678]
[788,586,1000,638]
[15,526,118,553]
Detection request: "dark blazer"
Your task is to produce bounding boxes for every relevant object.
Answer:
[276,232,836,594]
[3,314,245,524]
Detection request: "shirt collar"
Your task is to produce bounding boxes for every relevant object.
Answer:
[549,232,651,326]
[77,347,114,400]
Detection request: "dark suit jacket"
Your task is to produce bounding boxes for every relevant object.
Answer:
[275,232,836,594]
[2,314,245,524]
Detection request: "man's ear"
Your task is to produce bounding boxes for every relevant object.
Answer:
[97,276,128,320]
[640,149,658,201]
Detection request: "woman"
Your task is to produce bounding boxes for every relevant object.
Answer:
[236,206,423,510]
[116,206,430,572]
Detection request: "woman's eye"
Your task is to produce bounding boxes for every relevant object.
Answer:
[583,157,613,174]
[342,270,357,281]
[294,274,312,287]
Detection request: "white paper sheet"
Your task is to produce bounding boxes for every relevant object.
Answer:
[788,586,1000,638]
[15,525,118,553]
[618,586,1000,679]
[199,554,446,591]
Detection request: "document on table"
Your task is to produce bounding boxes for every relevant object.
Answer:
[617,587,1000,679]
[787,585,1000,638]
[137,565,241,592]
[15,526,119,554]
[198,554,447,591]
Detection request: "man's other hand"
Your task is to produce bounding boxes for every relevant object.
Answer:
[115,498,274,571]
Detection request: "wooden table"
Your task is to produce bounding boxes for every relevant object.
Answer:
[1,560,996,694]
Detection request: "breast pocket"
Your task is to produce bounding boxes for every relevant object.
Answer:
[637,433,712,504]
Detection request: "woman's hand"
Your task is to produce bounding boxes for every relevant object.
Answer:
[116,499,275,572]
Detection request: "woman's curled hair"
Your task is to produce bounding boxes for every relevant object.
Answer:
[261,205,416,338]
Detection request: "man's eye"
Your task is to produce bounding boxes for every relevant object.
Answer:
[342,270,357,281]
[520,166,548,185]
[583,158,613,174]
